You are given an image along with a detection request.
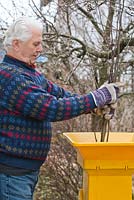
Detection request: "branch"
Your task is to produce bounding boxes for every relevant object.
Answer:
[43,33,134,60]
[86,36,134,59]
[40,0,53,7]
[60,34,87,55]
[119,92,134,98]
[30,0,57,33]
[66,8,72,36]
[65,54,84,83]
[123,21,134,33]
[43,33,86,58]
[104,0,116,40]
[76,4,104,37]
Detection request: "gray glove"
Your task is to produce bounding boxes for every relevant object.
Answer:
[91,83,122,107]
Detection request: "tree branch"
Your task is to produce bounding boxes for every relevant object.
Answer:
[76,4,104,37]
[104,0,116,41]
[86,36,134,59]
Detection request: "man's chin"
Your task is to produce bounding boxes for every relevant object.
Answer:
[29,60,36,65]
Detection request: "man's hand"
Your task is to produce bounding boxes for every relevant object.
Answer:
[92,103,117,120]
[91,82,124,108]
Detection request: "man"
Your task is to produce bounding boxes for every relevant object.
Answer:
[0,17,119,200]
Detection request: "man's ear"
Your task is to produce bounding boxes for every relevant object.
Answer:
[12,39,20,51]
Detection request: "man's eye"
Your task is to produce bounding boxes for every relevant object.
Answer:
[33,43,39,47]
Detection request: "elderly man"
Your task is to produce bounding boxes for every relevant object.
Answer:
[0,17,119,200]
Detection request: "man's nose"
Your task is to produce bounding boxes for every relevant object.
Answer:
[37,44,43,52]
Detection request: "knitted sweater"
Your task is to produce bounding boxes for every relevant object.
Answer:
[0,55,96,170]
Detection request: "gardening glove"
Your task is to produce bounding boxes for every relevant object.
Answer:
[91,82,123,108]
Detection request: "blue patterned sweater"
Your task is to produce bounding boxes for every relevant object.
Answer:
[0,55,96,170]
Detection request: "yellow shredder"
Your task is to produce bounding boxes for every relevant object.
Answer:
[63,132,134,200]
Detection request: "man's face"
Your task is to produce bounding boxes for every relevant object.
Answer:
[14,28,43,64]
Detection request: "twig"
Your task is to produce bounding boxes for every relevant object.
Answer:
[100,117,107,142]
[119,92,134,98]
[106,120,110,142]
[94,131,98,142]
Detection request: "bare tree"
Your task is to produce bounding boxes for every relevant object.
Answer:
[35,0,134,129]
[31,1,134,199]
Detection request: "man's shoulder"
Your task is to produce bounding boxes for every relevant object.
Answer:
[0,62,23,75]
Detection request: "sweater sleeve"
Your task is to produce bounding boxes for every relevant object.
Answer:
[1,74,96,122]
[45,79,79,98]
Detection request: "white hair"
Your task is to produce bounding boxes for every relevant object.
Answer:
[3,17,43,50]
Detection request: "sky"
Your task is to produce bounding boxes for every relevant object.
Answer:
[0,0,40,26]
[0,0,58,27]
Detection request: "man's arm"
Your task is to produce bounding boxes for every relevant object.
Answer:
[1,74,96,122]
[45,79,79,99]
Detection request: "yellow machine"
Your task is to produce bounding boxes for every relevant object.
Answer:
[63,132,134,200]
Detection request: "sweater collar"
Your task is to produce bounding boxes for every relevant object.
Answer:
[3,55,36,71]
